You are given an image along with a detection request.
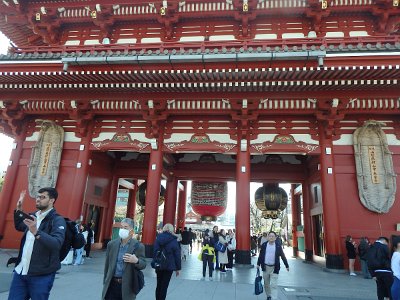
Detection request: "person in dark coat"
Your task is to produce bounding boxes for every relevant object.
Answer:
[345,235,357,276]
[368,237,393,300]
[153,223,181,300]
[257,231,289,300]
[358,237,372,279]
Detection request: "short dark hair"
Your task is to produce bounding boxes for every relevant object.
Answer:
[38,187,58,202]
[268,231,277,237]
[378,236,389,243]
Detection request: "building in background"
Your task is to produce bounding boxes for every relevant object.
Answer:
[0,0,399,269]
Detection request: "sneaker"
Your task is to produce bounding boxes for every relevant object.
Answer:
[350,272,357,276]
[209,277,213,281]
[200,277,205,281]
[220,270,226,273]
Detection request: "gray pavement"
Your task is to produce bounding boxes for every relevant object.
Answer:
[0,246,377,300]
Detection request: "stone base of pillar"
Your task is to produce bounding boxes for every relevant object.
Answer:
[145,244,154,258]
[235,250,251,264]
[292,247,298,257]
[325,253,344,269]
[305,249,313,262]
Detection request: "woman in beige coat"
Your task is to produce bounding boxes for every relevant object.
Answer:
[218,229,229,273]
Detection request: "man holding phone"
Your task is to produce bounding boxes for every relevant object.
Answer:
[8,187,66,300]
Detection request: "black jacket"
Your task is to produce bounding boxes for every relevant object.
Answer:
[257,242,289,274]
[153,232,181,271]
[14,209,66,276]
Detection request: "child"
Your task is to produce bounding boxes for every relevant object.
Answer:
[198,237,216,280]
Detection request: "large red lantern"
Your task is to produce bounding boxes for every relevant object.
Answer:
[136,181,165,206]
[255,183,288,219]
[191,182,227,221]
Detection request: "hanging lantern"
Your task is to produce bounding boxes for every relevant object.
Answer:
[191,182,227,221]
[255,184,288,219]
[136,181,165,206]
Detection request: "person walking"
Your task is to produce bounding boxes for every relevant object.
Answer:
[358,236,372,279]
[257,231,289,300]
[102,218,146,300]
[153,223,181,300]
[84,221,94,258]
[8,188,66,300]
[180,227,190,260]
[346,235,357,276]
[198,237,216,280]
[368,237,393,300]
[73,222,87,266]
[392,239,400,300]
[209,226,219,269]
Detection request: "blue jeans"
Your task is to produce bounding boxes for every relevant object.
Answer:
[392,277,400,300]
[8,271,56,300]
[74,247,84,265]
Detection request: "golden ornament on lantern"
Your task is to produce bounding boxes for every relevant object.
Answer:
[255,183,288,219]
[35,13,41,21]
[321,0,328,9]
[394,0,399,7]
[90,10,97,18]
[243,1,248,12]
[160,7,166,15]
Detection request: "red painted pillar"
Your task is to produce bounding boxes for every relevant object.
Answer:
[67,127,93,220]
[0,134,25,242]
[142,147,163,257]
[319,126,343,269]
[235,139,251,264]
[291,184,299,257]
[302,181,313,262]
[176,181,187,231]
[126,181,137,219]
[163,176,178,226]
[102,175,119,246]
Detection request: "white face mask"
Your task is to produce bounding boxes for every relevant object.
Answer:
[119,228,130,240]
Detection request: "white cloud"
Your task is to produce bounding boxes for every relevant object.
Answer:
[0,133,14,172]
[0,31,10,54]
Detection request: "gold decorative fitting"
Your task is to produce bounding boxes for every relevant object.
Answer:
[90,10,97,18]
[160,7,166,15]
[35,12,41,21]
[321,0,328,9]
[243,3,248,11]
[394,0,399,7]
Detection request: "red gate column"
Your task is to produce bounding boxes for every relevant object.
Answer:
[126,181,137,219]
[319,126,343,269]
[68,128,93,220]
[176,181,187,231]
[0,134,25,241]
[102,175,119,246]
[291,184,299,257]
[302,182,313,262]
[235,139,251,264]
[142,147,163,257]
[163,176,178,226]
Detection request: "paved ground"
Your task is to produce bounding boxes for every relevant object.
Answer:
[0,246,377,300]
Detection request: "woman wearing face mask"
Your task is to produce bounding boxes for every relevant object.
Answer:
[102,218,146,300]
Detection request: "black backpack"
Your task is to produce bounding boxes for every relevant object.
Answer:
[151,245,169,270]
[57,217,86,261]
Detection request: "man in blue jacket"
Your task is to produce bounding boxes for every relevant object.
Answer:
[8,187,66,300]
[257,231,289,300]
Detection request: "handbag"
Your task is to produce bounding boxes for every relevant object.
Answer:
[215,241,227,253]
[254,268,263,295]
